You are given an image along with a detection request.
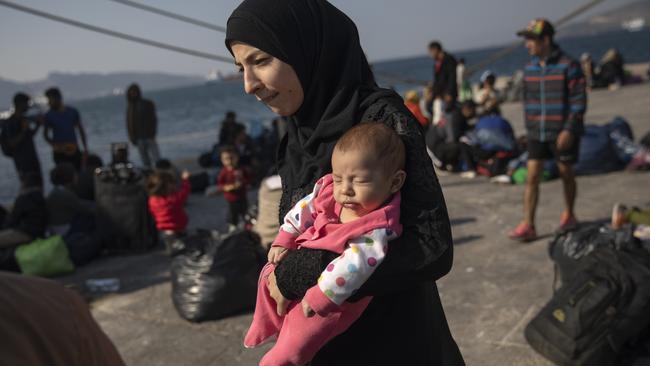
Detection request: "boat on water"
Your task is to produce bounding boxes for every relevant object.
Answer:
[622,17,645,32]
[206,69,242,84]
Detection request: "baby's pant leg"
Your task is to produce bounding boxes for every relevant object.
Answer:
[260,297,372,366]
[244,263,285,347]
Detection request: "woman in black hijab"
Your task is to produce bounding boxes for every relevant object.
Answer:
[226,0,464,364]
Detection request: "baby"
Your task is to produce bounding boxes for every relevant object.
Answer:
[245,122,406,365]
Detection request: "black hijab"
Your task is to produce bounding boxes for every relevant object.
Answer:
[226,0,392,191]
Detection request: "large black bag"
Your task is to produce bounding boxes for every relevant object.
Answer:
[525,246,650,366]
[549,223,637,286]
[171,229,264,322]
[95,173,158,253]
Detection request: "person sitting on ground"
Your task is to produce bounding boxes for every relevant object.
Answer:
[0,271,126,366]
[403,90,429,128]
[74,153,103,201]
[459,113,516,179]
[425,99,475,171]
[474,70,502,116]
[211,146,251,230]
[611,203,650,230]
[245,123,406,365]
[146,169,191,254]
[109,143,132,167]
[0,172,47,248]
[46,163,95,236]
[598,48,625,89]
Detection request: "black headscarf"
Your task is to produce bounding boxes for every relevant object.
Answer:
[225,0,389,191]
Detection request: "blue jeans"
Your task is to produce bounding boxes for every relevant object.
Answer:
[136,139,160,168]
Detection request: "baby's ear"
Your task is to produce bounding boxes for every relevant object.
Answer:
[390,170,407,193]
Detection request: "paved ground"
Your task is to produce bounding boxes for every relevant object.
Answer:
[58,82,650,365]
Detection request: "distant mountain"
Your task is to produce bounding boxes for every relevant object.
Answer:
[0,71,204,110]
[559,0,650,37]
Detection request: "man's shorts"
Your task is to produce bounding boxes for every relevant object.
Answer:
[527,137,581,165]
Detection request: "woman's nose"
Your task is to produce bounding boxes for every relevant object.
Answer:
[243,68,262,95]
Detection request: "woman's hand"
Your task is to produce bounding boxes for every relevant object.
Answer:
[267,270,290,316]
[268,246,289,264]
[301,299,315,318]
[181,170,190,180]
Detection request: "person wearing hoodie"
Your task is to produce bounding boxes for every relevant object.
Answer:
[126,83,160,168]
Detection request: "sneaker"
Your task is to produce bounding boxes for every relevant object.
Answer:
[508,222,537,242]
[460,171,477,179]
[611,203,628,230]
[558,212,578,231]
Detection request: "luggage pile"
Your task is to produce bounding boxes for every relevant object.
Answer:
[525,224,650,365]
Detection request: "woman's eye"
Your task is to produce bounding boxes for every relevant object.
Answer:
[254,57,269,66]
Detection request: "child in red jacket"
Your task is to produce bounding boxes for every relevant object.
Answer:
[147,169,191,253]
[215,146,250,230]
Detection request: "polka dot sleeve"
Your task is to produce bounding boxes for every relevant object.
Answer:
[305,228,397,315]
[272,178,322,249]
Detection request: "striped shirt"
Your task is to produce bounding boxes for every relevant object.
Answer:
[523,46,587,142]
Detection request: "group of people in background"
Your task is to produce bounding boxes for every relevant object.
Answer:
[410,18,589,242]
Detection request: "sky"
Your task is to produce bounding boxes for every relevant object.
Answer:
[0,0,637,82]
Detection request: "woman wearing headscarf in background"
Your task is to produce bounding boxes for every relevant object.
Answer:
[225,0,463,365]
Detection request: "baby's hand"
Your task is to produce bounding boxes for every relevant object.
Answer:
[267,246,289,264]
[301,299,315,318]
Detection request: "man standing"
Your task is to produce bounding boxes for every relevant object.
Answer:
[0,93,42,185]
[126,83,160,168]
[43,88,88,171]
[509,19,587,241]
[428,41,458,125]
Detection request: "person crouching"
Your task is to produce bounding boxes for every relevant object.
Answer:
[146,169,191,254]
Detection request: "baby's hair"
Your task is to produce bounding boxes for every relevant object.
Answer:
[146,170,177,197]
[335,122,405,173]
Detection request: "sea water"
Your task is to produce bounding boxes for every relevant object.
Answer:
[1,28,649,204]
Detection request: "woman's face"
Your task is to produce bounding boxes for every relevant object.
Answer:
[231,42,304,117]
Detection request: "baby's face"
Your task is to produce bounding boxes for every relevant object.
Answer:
[331,148,397,218]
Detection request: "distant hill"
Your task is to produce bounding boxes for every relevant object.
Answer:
[0,71,204,110]
[559,0,650,37]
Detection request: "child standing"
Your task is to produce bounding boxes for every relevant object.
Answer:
[245,123,406,365]
[216,146,251,230]
[147,169,191,253]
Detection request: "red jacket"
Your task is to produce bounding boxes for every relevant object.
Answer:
[148,179,190,232]
[217,166,250,202]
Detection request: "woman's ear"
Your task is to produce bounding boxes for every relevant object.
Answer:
[389,170,407,193]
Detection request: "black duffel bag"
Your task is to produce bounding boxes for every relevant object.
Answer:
[525,246,650,366]
[95,171,158,253]
[171,229,264,322]
[549,223,637,287]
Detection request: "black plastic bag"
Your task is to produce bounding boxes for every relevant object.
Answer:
[171,230,265,322]
[549,223,637,286]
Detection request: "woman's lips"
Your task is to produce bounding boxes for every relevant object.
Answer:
[259,92,279,103]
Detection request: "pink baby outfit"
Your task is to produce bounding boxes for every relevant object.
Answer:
[245,174,402,365]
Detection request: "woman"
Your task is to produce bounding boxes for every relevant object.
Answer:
[225,0,463,364]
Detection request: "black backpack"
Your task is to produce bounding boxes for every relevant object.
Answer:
[525,246,650,366]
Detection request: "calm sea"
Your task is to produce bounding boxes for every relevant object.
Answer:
[1,28,649,204]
